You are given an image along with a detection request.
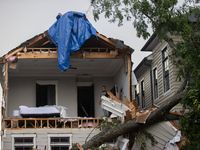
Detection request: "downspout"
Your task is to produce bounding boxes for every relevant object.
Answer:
[143,59,154,107]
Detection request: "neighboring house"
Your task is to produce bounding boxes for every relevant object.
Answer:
[133,33,183,111]
[0,31,134,150]
[132,33,184,149]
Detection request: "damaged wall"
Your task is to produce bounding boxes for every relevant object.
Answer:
[114,64,129,101]
[94,77,114,117]
[7,77,77,117]
[7,76,115,118]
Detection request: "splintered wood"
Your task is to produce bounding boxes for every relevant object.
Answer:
[107,91,129,107]
[124,99,157,123]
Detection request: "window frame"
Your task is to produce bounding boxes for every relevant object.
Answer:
[47,134,72,150]
[161,45,171,94]
[36,80,58,105]
[11,134,36,150]
[140,78,145,109]
[152,66,159,101]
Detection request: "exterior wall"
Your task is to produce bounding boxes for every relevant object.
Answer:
[135,68,152,109]
[3,129,100,150]
[133,39,182,110]
[151,41,182,107]
[94,77,114,117]
[132,121,177,150]
[7,77,77,118]
[7,76,114,118]
[113,64,129,101]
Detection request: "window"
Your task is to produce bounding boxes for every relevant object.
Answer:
[48,134,72,150]
[135,84,140,107]
[141,80,145,108]
[11,134,36,150]
[162,46,170,92]
[153,67,159,100]
[36,80,58,107]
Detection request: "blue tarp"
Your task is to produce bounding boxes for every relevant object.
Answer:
[48,11,97,71]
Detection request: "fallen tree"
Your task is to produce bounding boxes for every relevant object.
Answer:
[71,80,187,150]
[70,1,200,149]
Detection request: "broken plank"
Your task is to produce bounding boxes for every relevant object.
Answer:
[5,47,24,60]
[125,110,131,122]
[127,54,132,102]
[107,91,129,107]
[123,96,130,105]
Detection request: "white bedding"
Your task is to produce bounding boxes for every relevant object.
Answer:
[19,105,59,114]
[19,105,68,117]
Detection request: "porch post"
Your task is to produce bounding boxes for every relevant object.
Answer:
[0,75,2,150]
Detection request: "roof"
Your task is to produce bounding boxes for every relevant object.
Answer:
[134,54,153,78]
[0,31,134,62]
[140,32,159,52]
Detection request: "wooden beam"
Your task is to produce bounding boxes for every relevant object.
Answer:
[5,47,24,60]
[3,61,8,118]
[97,33,133,54]
[18,52,121,59]
[27,34,46,48]
[41,41,50,46]
[97,33,116,47]
[18,52,57,59]
[123,55,128,74]
[127,54,132,102]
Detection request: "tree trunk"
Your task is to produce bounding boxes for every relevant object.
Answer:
[71,82,187,150]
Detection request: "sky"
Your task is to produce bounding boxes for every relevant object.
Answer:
[0,0,152,69]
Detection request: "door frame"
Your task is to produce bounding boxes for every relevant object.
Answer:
[36,80,58,105]
[77,83,94,117]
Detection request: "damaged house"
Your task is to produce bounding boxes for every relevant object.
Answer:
[0,12,134,150]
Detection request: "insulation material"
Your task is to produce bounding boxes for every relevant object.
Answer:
[6,56,16,62]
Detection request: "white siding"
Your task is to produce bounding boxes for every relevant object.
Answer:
[3,129,100,150]
[133,37,183,111]
[151,41,182,107]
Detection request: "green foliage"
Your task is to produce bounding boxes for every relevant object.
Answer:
[98,116,122,130]
[92,0,200,149]
[135,130,158,150]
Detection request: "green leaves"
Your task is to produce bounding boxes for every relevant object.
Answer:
[92,1,200,149]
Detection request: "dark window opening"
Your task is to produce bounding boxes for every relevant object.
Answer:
[162,47,170,92]
[135,84,140,107]
[153,67,158,100]
[141,80,145,108]
[77,84,94,117]
[36,83,55,107]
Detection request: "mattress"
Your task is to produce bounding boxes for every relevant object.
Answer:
[19,105,65,118]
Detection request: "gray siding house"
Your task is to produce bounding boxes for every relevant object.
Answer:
[132,33,184,149]
[133,33,183,111]
[0,31,134,150]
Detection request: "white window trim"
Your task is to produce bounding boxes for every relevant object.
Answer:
[47,134,72,150]
[36,80,58,105]
[161,44,171,95]
[152,65,159,102]
[11,134,36,150]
